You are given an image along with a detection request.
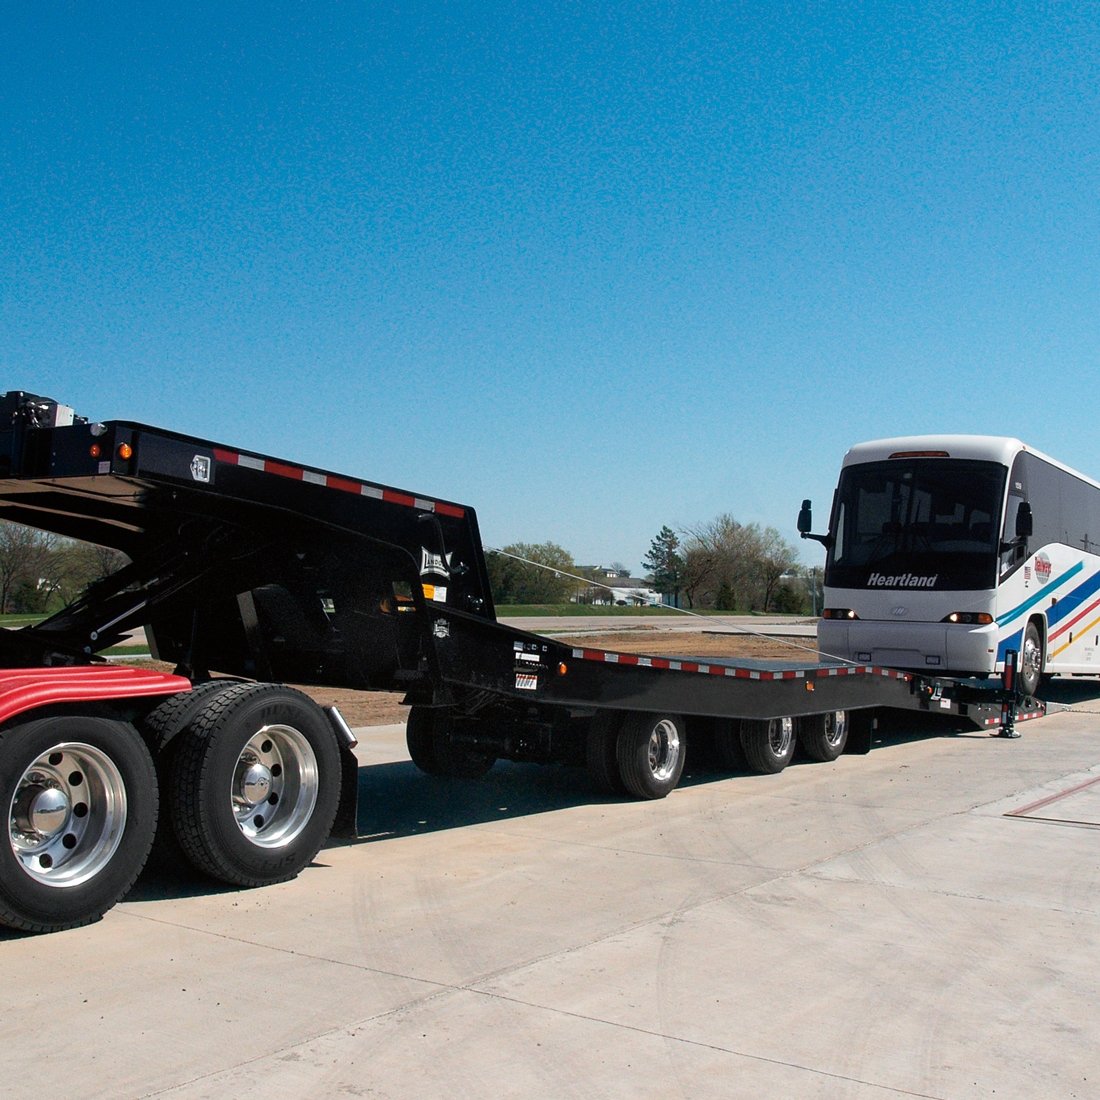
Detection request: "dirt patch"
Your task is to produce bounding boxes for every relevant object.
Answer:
[562,630,821,662]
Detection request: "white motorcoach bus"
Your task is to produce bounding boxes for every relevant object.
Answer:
[798,435,1100,696]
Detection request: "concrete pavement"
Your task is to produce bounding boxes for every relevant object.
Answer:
[3,690,1100,1098]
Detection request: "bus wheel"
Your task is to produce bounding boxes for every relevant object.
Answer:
[616,713,685,800]
[797,711,849,762]
[741,716,796,774]
[1020,622,1045,697]
[0,716,157,932]
[170,684,341,887]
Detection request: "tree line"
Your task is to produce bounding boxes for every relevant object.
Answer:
[0,521,125,615]
[642,516,806,612]
[487,518,810,613]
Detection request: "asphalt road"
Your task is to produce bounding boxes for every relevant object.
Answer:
[4,683,1100,1099]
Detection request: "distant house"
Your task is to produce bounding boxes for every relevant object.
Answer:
[576,566,661,606]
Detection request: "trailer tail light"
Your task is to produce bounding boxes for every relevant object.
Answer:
[823,608,859,620]
[117,443,133,461]
[89,443,102,459]
[557,662,568,676]
[943,612,994,625]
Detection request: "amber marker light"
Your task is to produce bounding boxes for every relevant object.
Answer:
[117,443,133,460]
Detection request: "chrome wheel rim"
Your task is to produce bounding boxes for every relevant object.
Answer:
[9,742,127,888]
[231,724,318,849]
[768,717,794,757]
[824,711,847,748]
[647,719,682,782]
[1022,632,1042,682]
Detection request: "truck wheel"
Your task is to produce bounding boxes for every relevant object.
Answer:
[586,711,627,794]
[1020,622,1045,697]
[0,716,157,933]
[170,684,341,887]
[797,711,849,762]
[405,706,494,779]
[616,712,685,800]
[141,680,241,870]
[741,716,796,774]
[713,718,746,770]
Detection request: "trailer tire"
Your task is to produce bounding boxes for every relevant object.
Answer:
[586,711,627,794]
[616,712,685,800]
[405,706,494,779]
[713,718,746,770]
[170,683,341,887]
[1020,621,1045,697]
[740,716,796,774]
[797,711,849,763]
[0,715,157,933]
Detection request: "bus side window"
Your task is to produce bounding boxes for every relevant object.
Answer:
[1001,496,1028,571]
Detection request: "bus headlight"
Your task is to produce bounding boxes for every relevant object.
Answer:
[942,612,994,625]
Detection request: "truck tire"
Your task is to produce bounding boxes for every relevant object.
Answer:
[797,711,849,763]
[713,718,746,770]
[0,715,157,933]
[740,716,796,774]
[169,683,341,887]
[586,711,627,794]
[1020,621,1045,697]
[141,680,242,870]
[405,706,494,779]
[615,712,685,800]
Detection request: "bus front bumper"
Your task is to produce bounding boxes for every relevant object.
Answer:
[819,619,999,677]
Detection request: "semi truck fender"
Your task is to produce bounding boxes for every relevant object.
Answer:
[0,666,192,728]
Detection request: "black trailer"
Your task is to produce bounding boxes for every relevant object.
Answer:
[0,391,1043,932]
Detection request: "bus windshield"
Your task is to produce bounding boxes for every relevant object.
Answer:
[826,459,1007,591]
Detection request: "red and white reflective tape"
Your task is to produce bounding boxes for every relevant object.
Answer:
[570,647,909,682]
[212,448,465,518]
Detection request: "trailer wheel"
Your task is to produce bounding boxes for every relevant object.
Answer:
[405,706,494,779]
[586,711,627,794]
[713,718,746,770]
[170,684,341,887]
[1020,621,1045,697]
[616,712,685,800]
[0,716,157,933]
[797,711,849,763]
[740,716,796,774]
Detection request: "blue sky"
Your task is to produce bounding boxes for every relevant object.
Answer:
[4,2,1099,573]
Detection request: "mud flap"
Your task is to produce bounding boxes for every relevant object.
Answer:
[845,710,876,755]
[331,738,361,838]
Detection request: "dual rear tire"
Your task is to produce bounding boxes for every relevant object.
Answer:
[0,683,344,933]
[586,711,686,800]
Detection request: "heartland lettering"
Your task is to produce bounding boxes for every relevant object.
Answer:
[867,572,939,588]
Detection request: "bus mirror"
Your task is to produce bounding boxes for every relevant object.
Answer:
[1016,502,1033,539]
[797,500,813,534]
